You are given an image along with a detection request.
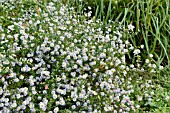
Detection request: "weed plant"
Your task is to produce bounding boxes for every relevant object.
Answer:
[0,0,169,113]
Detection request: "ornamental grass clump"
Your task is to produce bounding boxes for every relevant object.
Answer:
[0,0,163,112]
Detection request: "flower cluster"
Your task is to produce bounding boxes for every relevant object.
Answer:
[0,0,163,113]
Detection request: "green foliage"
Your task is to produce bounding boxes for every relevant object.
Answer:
[75,0,170,67]
[127,0,170,67]
[0,0,169,112]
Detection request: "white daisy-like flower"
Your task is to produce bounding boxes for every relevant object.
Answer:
[59,98,65,106]
[53,107,59,113]
[11,102,17,108]
[39,102,46,111]
[52,94,58,99]
[62,61,67,68]
[145,59,150,63]
[133,49,140,55]
[71,105,76,109]
[128,24,135,31]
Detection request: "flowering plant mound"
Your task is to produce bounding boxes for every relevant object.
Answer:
[0,0,164,113]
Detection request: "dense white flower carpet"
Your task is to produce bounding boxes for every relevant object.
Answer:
[0,0,168,113]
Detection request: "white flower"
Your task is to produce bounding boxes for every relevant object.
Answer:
[159,66,164,70]
[71,105,76,109]
[76,59,83,65]
[50,42,55,47]
[8,25,14,30]
[111,68,116,73]
[115,59,121,66]
[71,72,76,77]
[133,49,140,55]
[136,105,140,108]
[89,61,96,66]
[165,96,169,101]
[55,101,59,106]
[152,64,156,68]
[0,103,4,107]
[100,53,106,58]
[13,78,19,82]
[137,96,142,101]
[19,75,24,79]
[148,64,152,67]
[59,98,65,106]
[145,59,150,63]
[62,61,67,68]
[149,54,153,58]
[39,102,46,111]
[123,70,127,75]
[59,36,65,41]
[53,107,59,113]
[0,88,3,95]
[83,102,87,106]
[76,101,81,106]
[56,77,61,81]
[42,98,48,105]
[82,74,88,79]
[23,100,29,105]
[150,91,154,95]
[9,72,16,78]
[51,90,56,95]
[140,45,144,49]
[129,45,134,50]
[27,97,32,101]
[41,71,50,76]
[3,60,10,65]
[128,24,135,31]
[37,20,41,24]
[67,33,72,38]
[53,94,58,99]
[104,106,108,112]
[106,70,113,75]
[21,65,31,72]
[83,56,88,61]
[11,102,17,108]
[16,94,21,99]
